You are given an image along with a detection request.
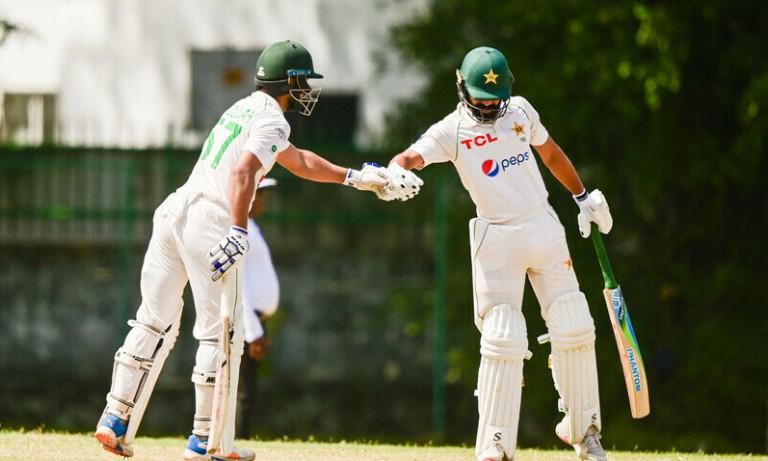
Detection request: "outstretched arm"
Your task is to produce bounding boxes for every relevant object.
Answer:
[533,136,585,196]
[275,143,389,192]
[275,144,348,183]
[389,149,426,170]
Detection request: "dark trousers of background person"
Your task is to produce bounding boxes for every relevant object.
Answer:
[237,352,262,438]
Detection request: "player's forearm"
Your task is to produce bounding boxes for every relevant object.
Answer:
[546,154,585,196]
[390,150,425,170]
[535,139,584,195]
[228,168,256,228]
[286,148,347,183]
[228,157,261,228]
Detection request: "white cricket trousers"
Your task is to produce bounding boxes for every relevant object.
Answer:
[133,190,233,338]
[111,188,244,425]
[470,205,581,329]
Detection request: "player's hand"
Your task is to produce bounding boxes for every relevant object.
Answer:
[378,163,424,202]
[343,163,390,192]
[575,189,613,238]
[208,226,249,281]
[247,335,271,361]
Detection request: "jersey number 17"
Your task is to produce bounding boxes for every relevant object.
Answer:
[200,118,243,169]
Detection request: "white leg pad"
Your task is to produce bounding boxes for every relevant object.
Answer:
[191,314,245,455]
[546,292,601,444]
[191,340,218,438]
[475,304,528,461]
[106,311,181,445]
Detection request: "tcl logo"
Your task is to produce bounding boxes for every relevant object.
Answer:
[481,152,531,177]
[460,133,498,150]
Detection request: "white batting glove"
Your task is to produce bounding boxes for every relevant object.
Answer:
[343,162,390,193]
[575,189,613,238]
[380,163,424,202]
[209,226,249,281]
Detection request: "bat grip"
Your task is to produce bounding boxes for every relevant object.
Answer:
[219,272,237,318]
[590,223,618,289]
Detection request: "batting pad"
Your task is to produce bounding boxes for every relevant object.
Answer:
[476,304,528,460]
[191,340,218,438]
[546,292,601,444]
[106,311,181,445]
[192,310,245,454]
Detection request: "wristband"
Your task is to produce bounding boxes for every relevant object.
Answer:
[231,225,248,235]
[343,168,356,186]
[573,189,589,203]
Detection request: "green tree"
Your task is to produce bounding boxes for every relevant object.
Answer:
[380,0,767,453]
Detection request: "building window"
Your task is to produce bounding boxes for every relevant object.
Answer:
[0,93,57,145]
[190,49,262,133]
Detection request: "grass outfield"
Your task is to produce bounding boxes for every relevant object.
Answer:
[0,431,763,461]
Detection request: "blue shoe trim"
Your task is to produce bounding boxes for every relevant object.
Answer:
[98,414,128,438]
[186,434,208,455]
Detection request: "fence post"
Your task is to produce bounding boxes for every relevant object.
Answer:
[119,154,135,323]
[432,173,447,441]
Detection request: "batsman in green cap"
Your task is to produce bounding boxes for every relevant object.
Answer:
[94,40,422,461]
[381,46,614,461]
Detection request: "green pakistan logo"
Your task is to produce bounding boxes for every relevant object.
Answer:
[271,145,277,152]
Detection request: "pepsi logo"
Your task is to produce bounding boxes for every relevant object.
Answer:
[482,159,500,177]
[481,152,531,177]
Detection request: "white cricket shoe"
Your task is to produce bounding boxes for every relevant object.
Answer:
[182,434,255,461]
[476,443,509,461]
[555,419,607,461]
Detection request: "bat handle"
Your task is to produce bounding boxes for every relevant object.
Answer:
[219,272,237,318]
[590,224,618,289]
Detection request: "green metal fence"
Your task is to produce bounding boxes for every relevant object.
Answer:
[0,146,453,441]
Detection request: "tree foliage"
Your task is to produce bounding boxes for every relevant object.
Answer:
[381,0,767,453]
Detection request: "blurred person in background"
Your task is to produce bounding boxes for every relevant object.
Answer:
[238,177,279,437]
[381,46,613,461]
[94,39,421,461]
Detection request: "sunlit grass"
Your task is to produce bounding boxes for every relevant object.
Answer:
[0,429,762,461]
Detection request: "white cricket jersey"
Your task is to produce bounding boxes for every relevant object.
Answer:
[242,219,279,342]
[183,91,291,206]
[410,96,551,222]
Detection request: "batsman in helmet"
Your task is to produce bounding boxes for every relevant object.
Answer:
[381,47,614,461]
[94,40,421,460]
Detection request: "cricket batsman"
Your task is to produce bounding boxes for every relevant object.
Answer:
[94,40,423,460]
[381,47,613,461]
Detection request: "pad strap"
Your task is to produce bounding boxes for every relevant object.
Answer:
[114,350,154,372]
[192,368,217,387]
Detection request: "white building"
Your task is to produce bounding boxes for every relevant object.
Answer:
[0,0,425,148]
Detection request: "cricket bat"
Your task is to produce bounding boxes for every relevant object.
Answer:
[591,225,650,418]
[207,272,235,454]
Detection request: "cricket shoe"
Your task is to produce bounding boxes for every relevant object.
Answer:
[476,443,510,461]
[555,419,607,461]
[95,413,134,457]
[182,434,255,461]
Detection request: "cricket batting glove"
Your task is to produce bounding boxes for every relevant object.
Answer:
[209,226,249,281]
[343,162,390,193]
[574,189,613,238]
[380,163,424,202]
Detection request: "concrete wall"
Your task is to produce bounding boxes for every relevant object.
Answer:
[0,0,426,147]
